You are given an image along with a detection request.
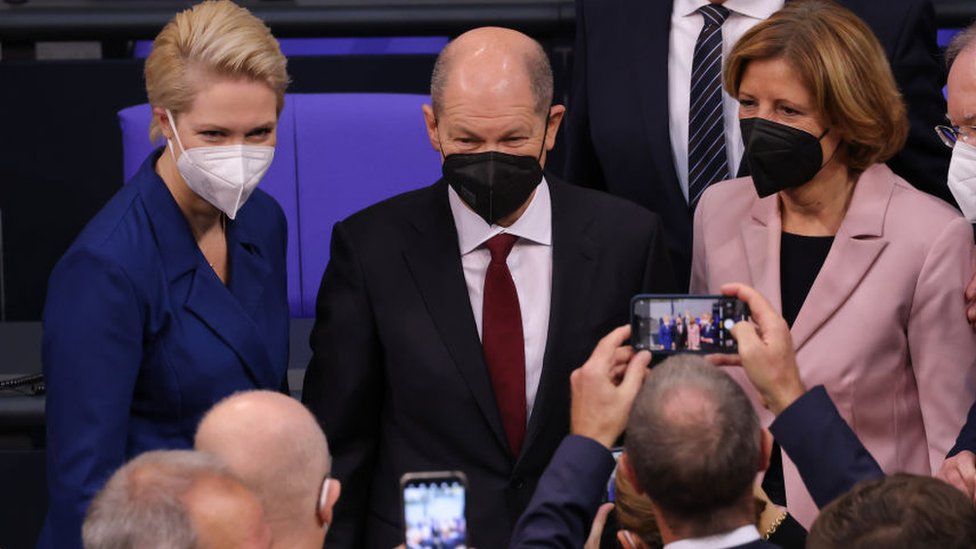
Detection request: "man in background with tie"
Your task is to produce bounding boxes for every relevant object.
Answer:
[301,26,674,548]
[566,0,952,287]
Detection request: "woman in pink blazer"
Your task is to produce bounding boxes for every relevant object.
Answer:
[691,2,976,530]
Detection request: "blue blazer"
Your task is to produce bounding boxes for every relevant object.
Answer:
[38,149,290,548]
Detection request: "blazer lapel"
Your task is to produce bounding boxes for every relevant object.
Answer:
[741,195,784,315]
[226,220,272,319]
[520,179,597,463]
[184,267,278,388]
[401,181,510,456]
[790,167,892,351]
[632,0,682,197]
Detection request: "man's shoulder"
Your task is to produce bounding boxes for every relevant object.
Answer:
[339,181,444,233]
[550,175,662,228]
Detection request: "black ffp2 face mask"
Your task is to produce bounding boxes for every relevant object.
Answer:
[740,117,831,198]
[440,118,549,225]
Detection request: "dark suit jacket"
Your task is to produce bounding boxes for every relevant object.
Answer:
[38,150,290,549]
[302,177,674,548]
[949,400,976,457]
[510,386,882,548]
[566,0,952,287]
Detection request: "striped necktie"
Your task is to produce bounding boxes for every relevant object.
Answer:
[688,3,732,209]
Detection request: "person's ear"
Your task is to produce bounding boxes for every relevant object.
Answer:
[154,107,175,141]
[317,478,342,525]
[421,104,443,156]
[759,428,773,473]
[620,453,646,496]
[617,529,647,549]
[544,105,566,153]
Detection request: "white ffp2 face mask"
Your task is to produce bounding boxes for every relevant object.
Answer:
[166,109,274,219]
[948,140,976,223]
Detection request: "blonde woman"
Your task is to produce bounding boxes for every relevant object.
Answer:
[692,0,976,529]
[40,2,290,546]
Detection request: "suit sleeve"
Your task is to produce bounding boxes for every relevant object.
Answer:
[949,400,976,457]
[302,221,383,548]
[41,250,143,549]
[562,0,607,191]
[509,435,616,548]
[643,213,677,293]
[885,0,954,207]
[908,217,976,473]
[771,386,884,509]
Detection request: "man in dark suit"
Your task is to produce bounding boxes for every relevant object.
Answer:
[566,0,952,287]
[511,283,884,548]
[301,27,674,548]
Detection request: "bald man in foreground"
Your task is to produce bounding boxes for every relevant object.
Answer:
[195,391,341,549]
[301,26,674,548]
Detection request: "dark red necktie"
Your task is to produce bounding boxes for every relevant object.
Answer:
[482,233,527,457]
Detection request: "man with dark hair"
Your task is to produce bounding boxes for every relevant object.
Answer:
[302,26,674,548]
[511,283,887,548]
[623,356,774,547]
[808,474,976,548]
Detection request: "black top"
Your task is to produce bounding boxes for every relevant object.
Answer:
[762,232,833,548]
[779,232,835,328]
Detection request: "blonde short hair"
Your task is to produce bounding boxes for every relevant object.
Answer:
[144,0,289,141]
[724,0,908,173]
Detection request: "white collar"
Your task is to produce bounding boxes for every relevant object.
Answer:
[448,177,552,255]
[675,0,784,20]
[665,525,761,549]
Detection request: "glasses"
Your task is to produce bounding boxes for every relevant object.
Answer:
[934,124,976,149]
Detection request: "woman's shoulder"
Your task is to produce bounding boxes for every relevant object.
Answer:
[63,183,153,267]
[697,177,760,226]
[882,167,966,234]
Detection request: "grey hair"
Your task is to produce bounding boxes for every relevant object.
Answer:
[430,34,553,115]
[947,24,976,69]
[82,450,231,549]
[625,355,761,536]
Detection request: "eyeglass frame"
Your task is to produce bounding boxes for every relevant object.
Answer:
[934,120,976,149]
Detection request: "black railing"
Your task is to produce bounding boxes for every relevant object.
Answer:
[1,0,970,42]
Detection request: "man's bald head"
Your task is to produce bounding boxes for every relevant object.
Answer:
[948,25,976,132]
[431,27,553,116]
[195,391,332,547]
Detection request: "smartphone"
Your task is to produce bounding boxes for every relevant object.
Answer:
[401,471,468,549]
[631,294,750,355]
[605,447,624,503]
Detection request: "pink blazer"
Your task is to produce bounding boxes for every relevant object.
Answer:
[691,164,976,528]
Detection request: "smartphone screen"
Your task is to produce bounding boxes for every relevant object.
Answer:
[605,447,624,503]
[631,294,750,355]
[402,472,468,549]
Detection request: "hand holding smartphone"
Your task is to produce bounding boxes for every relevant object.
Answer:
[631,294,750,355]
[401,471,468,549]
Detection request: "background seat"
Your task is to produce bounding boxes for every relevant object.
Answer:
[118,93,442,318]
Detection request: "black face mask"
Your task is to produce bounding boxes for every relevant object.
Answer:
[440,119,548,225]
[740,117,830,198]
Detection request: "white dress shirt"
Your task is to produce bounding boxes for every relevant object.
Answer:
[448,180,553,422]
[669,0,785,200]
[665,524,762,549]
